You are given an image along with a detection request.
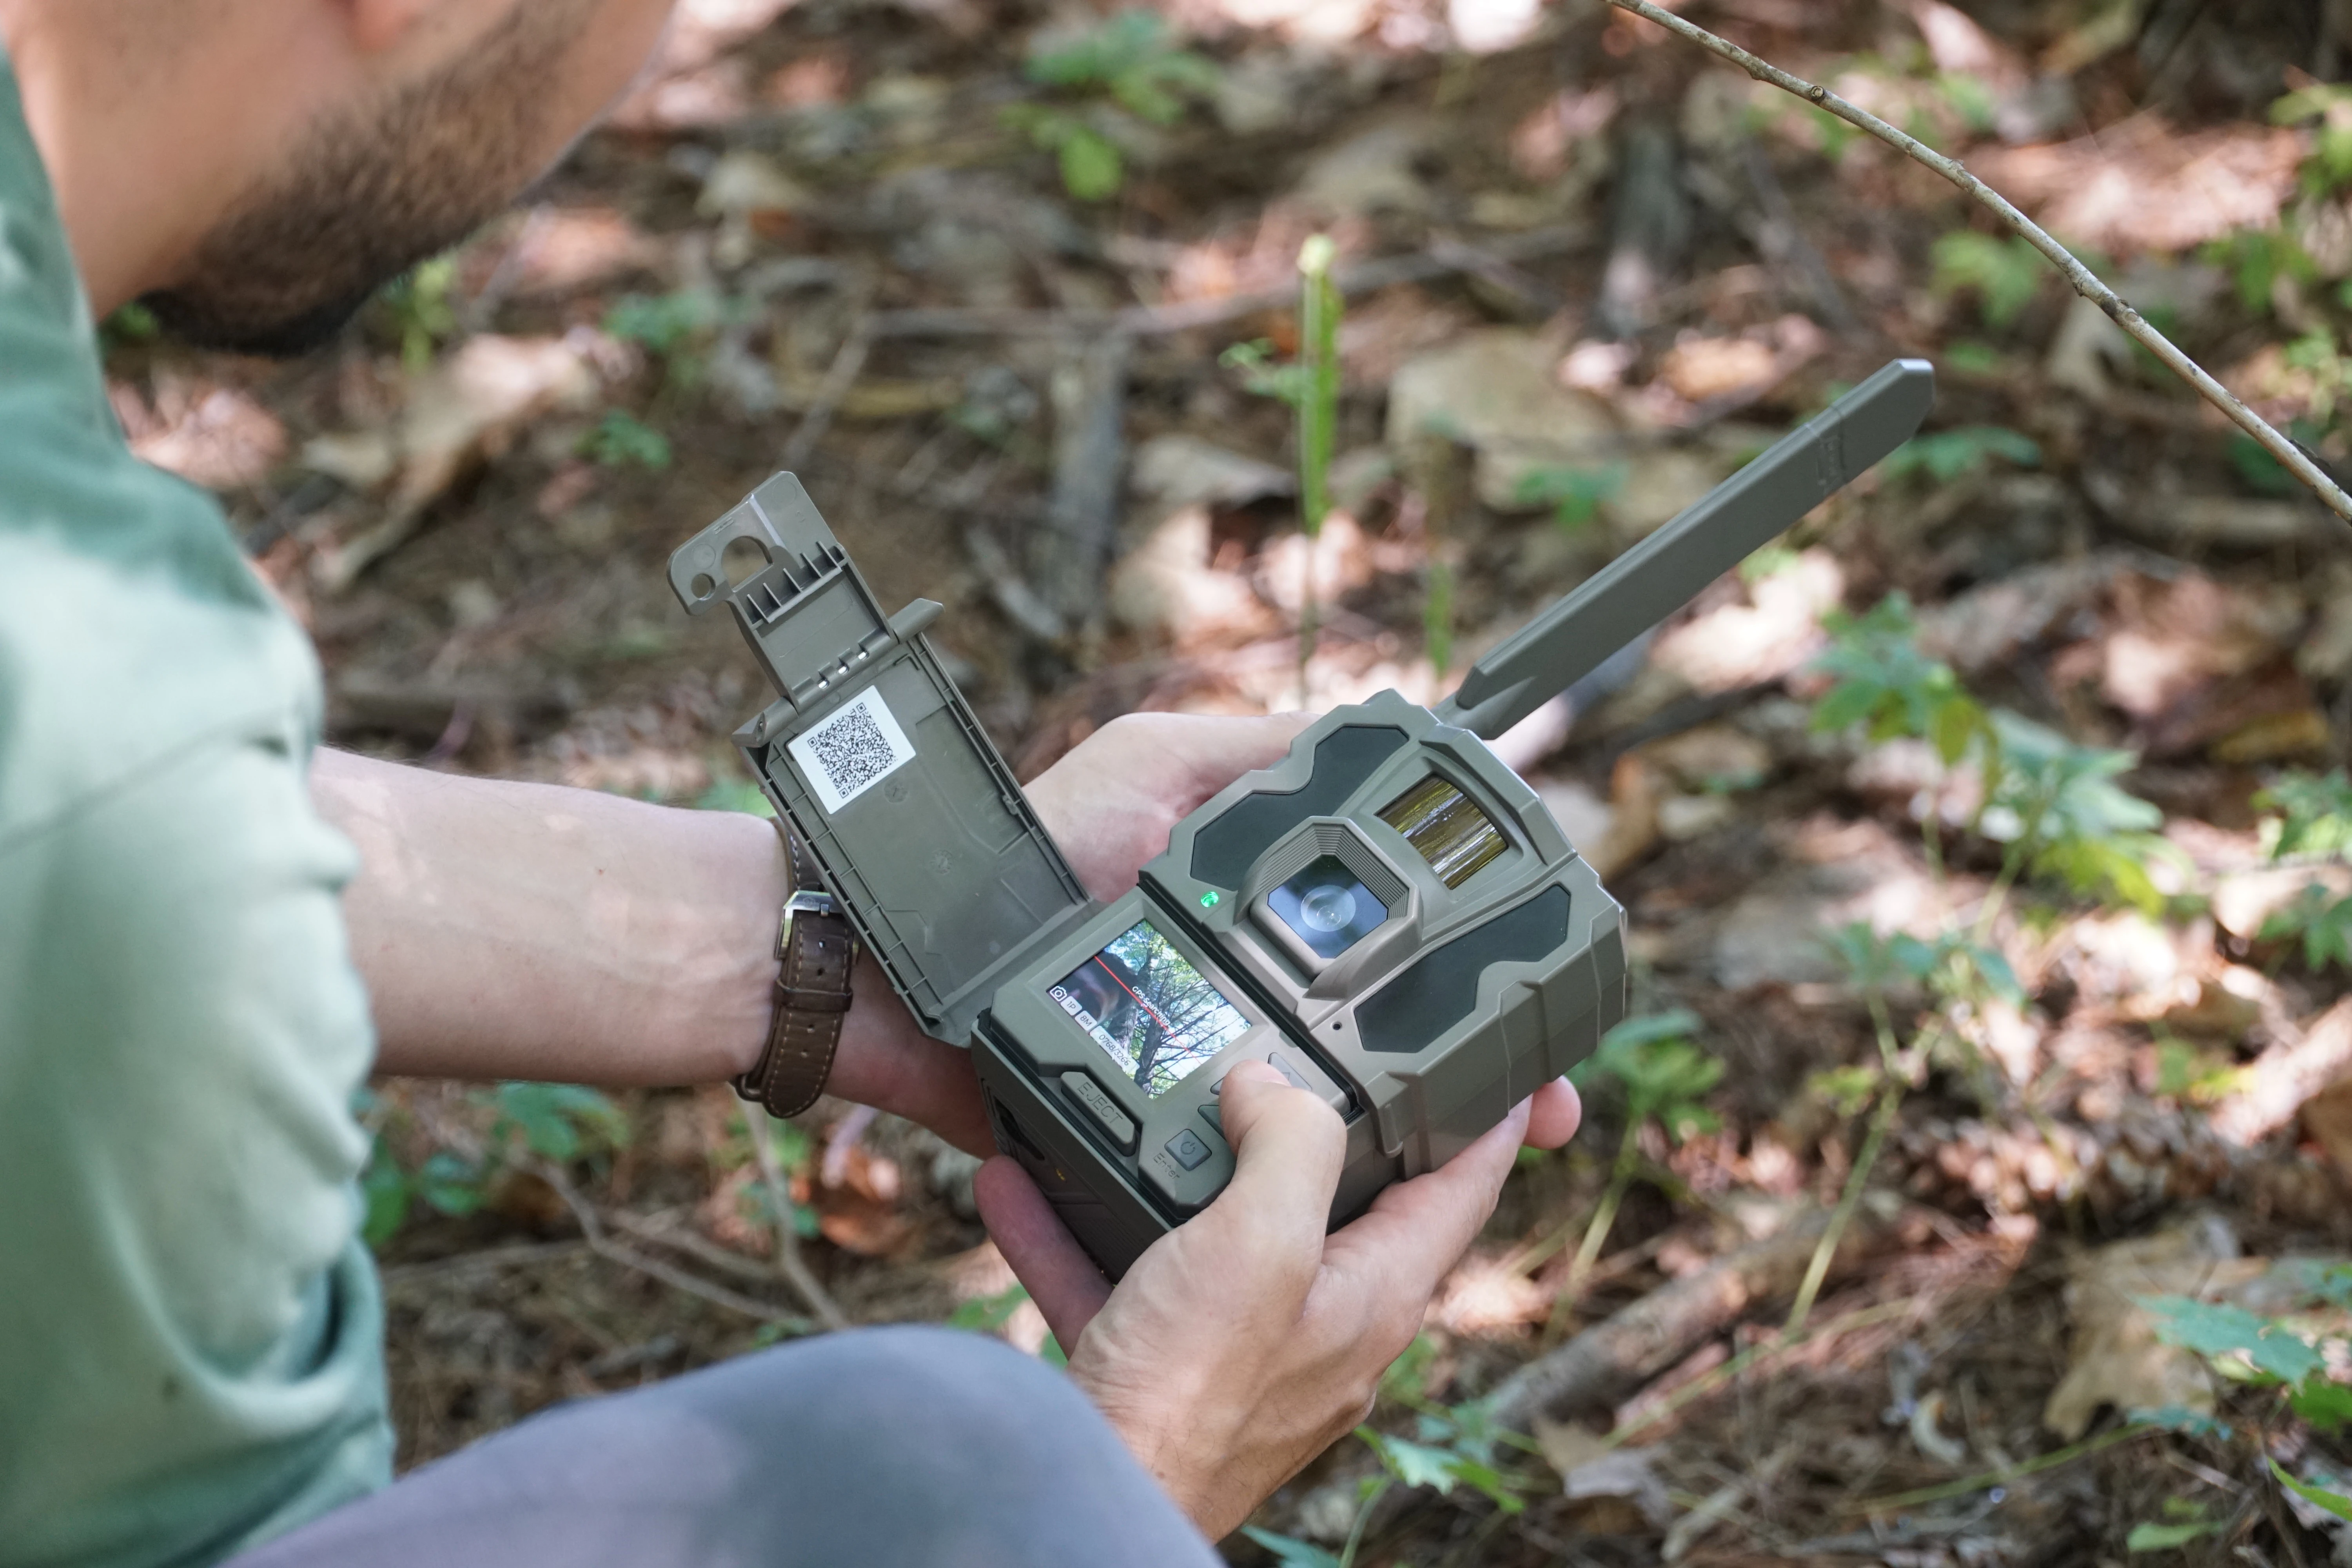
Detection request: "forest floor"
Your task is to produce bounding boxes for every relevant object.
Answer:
[104,0,2352,1561]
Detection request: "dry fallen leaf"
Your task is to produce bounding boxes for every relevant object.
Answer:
[2042,1226,2267,1440]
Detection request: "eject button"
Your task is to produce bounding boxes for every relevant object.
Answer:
[1060,1072,1138,1152]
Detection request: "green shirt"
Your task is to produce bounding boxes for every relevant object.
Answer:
[0,56,392,1568]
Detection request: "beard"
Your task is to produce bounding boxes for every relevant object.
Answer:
[140,1,599,358]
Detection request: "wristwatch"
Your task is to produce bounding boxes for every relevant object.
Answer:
[733,820,856,1119]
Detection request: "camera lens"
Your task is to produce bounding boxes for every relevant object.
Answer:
[1269,856,1387,960]
[1297,883,1358,933]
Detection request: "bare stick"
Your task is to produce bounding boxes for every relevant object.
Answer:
[748,1108,851,1331]
[1603,0,2352,523]
[528,1159,815,1332]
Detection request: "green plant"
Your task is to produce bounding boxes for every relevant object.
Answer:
[357,1082,630,1248]
[1811,593,1987,760]
[1220,237,1345,699]
[2254,770,2352,969]
[2139,1273,2352,1523]
[1557,1012,1722,1301]
[2125,1498,2225,1552]
[1931,231,2046,329]
[98,301,158,353]
[1512,462,1628,530]
[1249,1344,1547,1567]
[1789,595,2172,1329]
[2273,82,2352,198]
[581,409,673,472]
[1880,425,2041,483]
[1423,559,1455,679]
[2230,431,2305,495]
[604,289,722,393]
[2203,226,2318,318]
[377,254,460,372]
[1004,11,1220,200]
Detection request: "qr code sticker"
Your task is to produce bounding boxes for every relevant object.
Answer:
[788,688,915,813]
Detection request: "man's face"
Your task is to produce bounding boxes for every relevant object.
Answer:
[140,0,673,357]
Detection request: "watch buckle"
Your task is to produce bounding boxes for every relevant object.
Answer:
[785,889,840,920]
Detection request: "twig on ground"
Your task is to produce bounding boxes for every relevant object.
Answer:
[1602,0,2352,523]
[1484,1202,1904,1431]
[1611,1299,1918,1449]
[779,316,874,473]
[528,1158,815,1332]
[379,1238,593,1289]
[1662,1443,1795,1562]
[863,225,1590,340]
[605,1208,782,1286]
[1839,1423,2155,1514]
[748,1109,851,1332]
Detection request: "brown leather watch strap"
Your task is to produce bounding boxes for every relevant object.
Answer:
[733,822,856,1119]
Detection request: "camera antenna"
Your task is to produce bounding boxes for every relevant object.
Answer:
[1434,358,1935,742]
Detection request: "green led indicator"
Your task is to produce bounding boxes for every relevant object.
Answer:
[1199,889,1220,909]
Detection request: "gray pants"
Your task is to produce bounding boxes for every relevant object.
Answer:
[234,1327,1221,1568]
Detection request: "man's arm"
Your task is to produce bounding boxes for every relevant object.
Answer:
[312,711,1330,1152]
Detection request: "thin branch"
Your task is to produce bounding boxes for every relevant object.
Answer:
[528,1158,815,1332]
[1603,0,2352,523]
[861,224,1591,340]
[748,1109,851,1332]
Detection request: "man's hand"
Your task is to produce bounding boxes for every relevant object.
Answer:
[977,1066,1584,1539]
[824,712,1315,1152]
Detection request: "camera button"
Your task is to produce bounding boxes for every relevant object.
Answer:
[1198,1103,1223,1136]
[1266,1051,1350,1114]
[1059,1071,1137,1152]
[1165,1127,1213,1171]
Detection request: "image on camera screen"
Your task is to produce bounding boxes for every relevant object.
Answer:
[1049,920,1251,1097]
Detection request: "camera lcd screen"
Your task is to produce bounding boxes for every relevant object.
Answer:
[1049,920,1251,1096]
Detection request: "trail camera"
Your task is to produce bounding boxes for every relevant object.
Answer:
[669,359,1934,1278]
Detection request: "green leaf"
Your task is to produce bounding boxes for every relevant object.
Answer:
[2143,1295,2327,1385]
[1809,1063,1882,1116]
[1362,1432,1461,1494]
[1379,1334,1439,1403]
[1929,232,2046,328]
[1513,463,1628,530]
[1809,593,1970,747]
[1595,1010,1704,1051]
[582,410,673,472]
[491,1082,629,1165]
[1882,426,2042,483]
[1444,1455,1527,1514]
[416,1150,486,1216]
[2257,770,2352,859]
[1057,127,1123,200]
[1930,692,1984,766]
[947,1283,1030,1334]
[2126,1519,2221,1551]
[359,1142,412,1248]
[1239,1528,1343,1568]
[604,290,718,357]
[2272,1458,2352,1523]
[2292,1378,2352,1434]
[2129,1404,2234,1441]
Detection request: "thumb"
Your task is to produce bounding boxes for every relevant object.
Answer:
[1184,1062,1345,1299]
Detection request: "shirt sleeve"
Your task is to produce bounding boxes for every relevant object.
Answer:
[0,714,393,1568]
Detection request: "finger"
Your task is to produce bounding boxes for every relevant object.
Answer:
[1161,712,1319,813]
[974,1156,1114,1347]
[1523,1077,1583,1149]
[1191,1062,1347,1287]
[1322,1096,1533,1299]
